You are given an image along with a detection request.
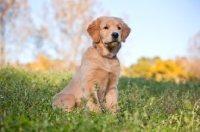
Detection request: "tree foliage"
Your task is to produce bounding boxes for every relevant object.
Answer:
[0,0,106,68]
[25,53,76,71]
[124,57,191,82]
[186,31,200,79]
[0,0,34,65]
[124,57,158,78]
[149,59,185,82]
[38,0,106,66]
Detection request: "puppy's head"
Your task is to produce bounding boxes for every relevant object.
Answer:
[87,16,131,46]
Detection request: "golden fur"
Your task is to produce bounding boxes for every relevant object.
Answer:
[52,16,131,112]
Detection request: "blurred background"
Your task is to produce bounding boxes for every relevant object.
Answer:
[0,0,200,82]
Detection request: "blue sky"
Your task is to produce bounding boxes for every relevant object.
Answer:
[29,0,200,66]
[99,0,200,66]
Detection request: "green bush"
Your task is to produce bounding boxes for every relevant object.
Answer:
[0,67,200,131]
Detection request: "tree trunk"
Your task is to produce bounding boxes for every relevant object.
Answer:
[0,39,5,66]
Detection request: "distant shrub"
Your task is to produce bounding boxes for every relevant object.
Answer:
[123,57,200,82]
[25,54,77,72]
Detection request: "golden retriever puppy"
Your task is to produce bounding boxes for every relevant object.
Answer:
[52,16,131,113]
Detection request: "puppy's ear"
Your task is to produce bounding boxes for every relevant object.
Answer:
[87,18,101,43]
[121,22,131,42]
[114,17,131,42]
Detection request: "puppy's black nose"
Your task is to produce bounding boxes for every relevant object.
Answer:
[111,32,119,39]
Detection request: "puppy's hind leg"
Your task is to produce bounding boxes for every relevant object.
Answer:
[52,93,75,112]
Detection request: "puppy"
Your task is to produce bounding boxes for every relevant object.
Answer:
[52,16,131,113]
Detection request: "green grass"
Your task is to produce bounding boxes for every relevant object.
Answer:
[0,67,200,132]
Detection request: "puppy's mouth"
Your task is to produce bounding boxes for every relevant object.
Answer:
[104,40,120,47]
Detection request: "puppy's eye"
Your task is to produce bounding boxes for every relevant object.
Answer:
[118,27,121,30]
[104,26,108,29]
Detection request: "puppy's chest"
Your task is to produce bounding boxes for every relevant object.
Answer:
[101,59,120,75]
[97,59,119,97]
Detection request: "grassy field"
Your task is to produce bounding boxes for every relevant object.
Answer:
[0,67,200,132]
